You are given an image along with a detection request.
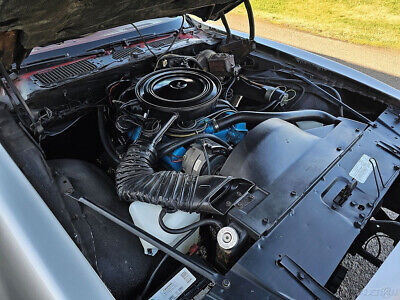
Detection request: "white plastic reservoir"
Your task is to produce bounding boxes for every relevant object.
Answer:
[129,202,200,256]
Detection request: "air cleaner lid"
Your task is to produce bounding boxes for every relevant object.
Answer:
[135,68,221,118]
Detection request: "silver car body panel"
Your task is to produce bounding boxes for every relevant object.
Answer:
[0,143,113,300]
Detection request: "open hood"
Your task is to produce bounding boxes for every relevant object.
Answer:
[0,0,243,69]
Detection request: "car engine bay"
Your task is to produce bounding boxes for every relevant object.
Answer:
[1,16,400,300]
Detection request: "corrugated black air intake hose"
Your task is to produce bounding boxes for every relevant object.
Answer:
[115,114,249,215]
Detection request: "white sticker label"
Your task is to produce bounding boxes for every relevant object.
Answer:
[149,267,196,300]
[349,154,375,183]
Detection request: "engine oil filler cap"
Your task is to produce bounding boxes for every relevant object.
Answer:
[135,67,221,120]
[217,226,239,250]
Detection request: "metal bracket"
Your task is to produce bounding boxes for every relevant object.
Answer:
[333,179,357,207]
[369,157,385,199]
[278,255,338,300]
[377,141,400,160]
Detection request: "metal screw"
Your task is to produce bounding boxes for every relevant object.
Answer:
[372,123,378,128]
[225,201,232,207]
[355,128,360,132]
[331,204,337,210]
[222,232,232,243]
[354,221,362,228]
[367,202,373,208]
[394,165,400,170]
[290,191,297,196]
[359,213,365,219]
[297,272,305,280]
[262,218,269,225]
[350,201,356,207]
[236,191,242,197]
[222,279,231,288]
[336,147,342,151]
[248,194,255,199]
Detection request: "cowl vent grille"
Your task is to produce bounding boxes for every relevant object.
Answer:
[148,36,177,48]
[112,47,144,60]
[33,60,97,85]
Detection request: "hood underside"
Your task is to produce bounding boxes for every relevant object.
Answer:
[0,0,242,69]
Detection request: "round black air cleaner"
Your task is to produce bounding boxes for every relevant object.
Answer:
[135,68,221,119]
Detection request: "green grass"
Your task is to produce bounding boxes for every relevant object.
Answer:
[233,0,400,49]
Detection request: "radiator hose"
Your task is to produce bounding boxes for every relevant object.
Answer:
[213,110,339,131]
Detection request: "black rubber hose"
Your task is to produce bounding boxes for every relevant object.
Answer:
[158,209,223,234]
[277,70,372,124]
[213,110,339,131]
[244,0,255,41]
[158,133,231,157]
[317,83,344,117]
[220,14,232,41]
[97,108,121,165]
[186,57,204,69]
[116,115,241,214]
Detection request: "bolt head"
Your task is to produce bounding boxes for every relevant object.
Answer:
[354,221,362,228]
[262,218,269,225]
[217,227,239,250]
[297,272,305,280]
[222,279,231,288]
[350,201,356,207]
[337,147,342,151]
[222,232,232,243]
[290,191,297,196]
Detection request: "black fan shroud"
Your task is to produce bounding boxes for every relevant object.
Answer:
[135,68,221,120]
